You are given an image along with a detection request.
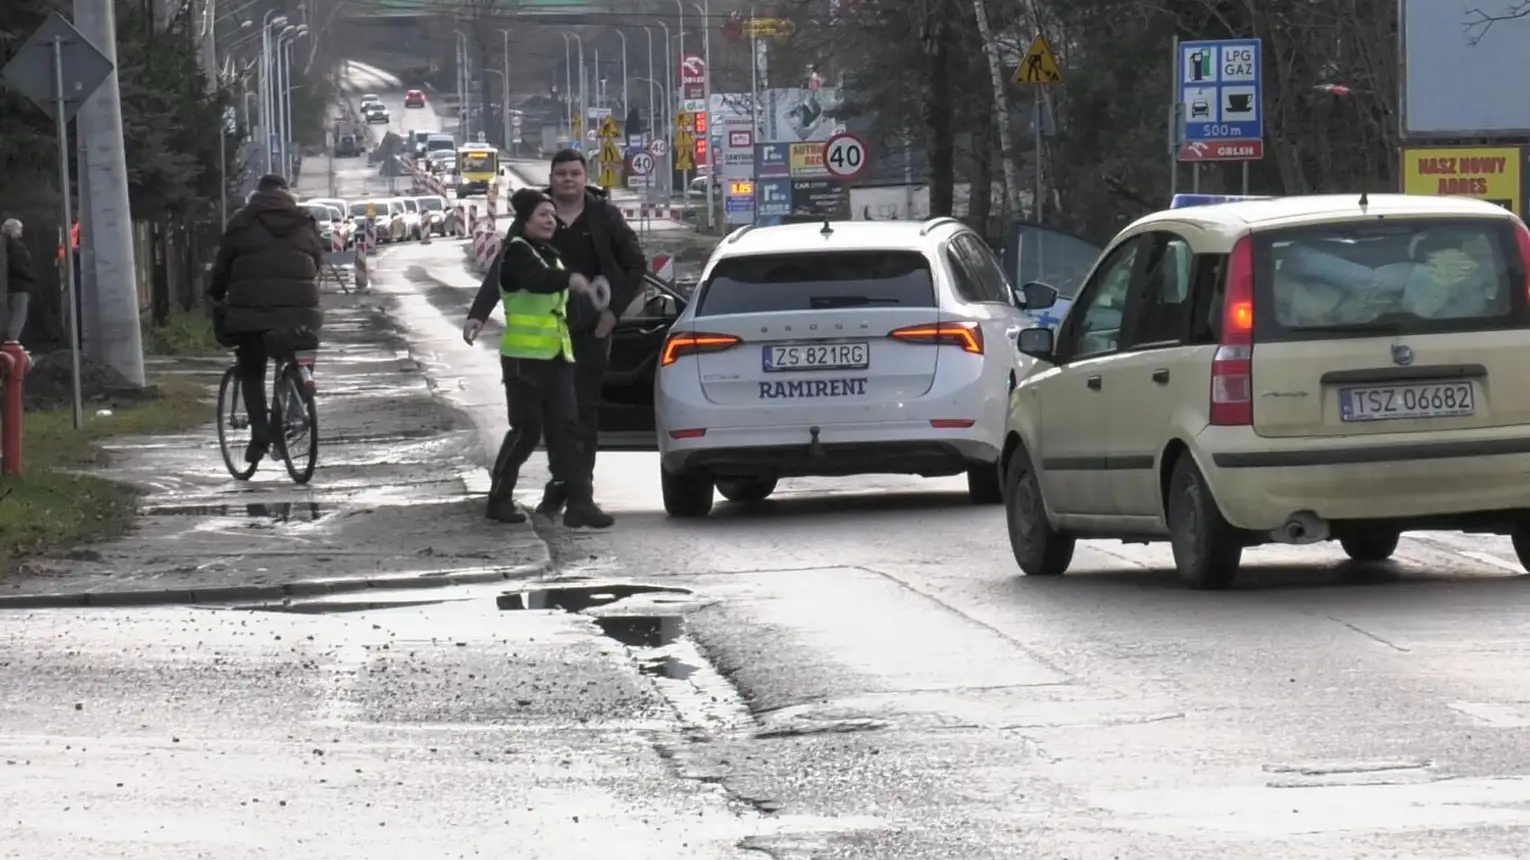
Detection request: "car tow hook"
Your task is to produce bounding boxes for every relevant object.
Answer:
[808,425,825,459]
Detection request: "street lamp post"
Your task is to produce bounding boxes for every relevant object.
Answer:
[274,24,294,174]
[641,28,656,141]
[258,12,287,174]
[692,0,713,227]
[559,33,574,139]
[499,28,514,152]
[658,21,673,195]
[615,30,629,119]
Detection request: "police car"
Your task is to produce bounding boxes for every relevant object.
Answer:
[1001,192,1530,589]
[653,218,1059,517]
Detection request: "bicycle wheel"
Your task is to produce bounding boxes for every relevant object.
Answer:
[274,363,319,484]
[216,366,259,480]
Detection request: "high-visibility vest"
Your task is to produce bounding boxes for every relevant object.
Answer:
[499,236,574,361]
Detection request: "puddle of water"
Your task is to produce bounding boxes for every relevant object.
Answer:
[237,599,451,614]
[496,582,691,612]
[144,502,329,522]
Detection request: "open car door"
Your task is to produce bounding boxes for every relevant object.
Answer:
[598,272,688,450]
[1003,222,1102,329]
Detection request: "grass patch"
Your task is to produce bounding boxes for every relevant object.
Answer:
[0,376,211,576]
[141,309,220,357]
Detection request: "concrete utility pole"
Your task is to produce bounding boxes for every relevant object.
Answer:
[72,0,147,386]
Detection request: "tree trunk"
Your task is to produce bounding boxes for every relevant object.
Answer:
[923,3,956,216]
[969,94,994,240]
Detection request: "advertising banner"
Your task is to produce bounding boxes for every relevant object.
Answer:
[1400,146,1523,215]
[788,142,827,177]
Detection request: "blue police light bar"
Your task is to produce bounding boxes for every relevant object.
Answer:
[1169,194,1274,209]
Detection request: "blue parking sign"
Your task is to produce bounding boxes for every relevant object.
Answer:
[755,177,792,217]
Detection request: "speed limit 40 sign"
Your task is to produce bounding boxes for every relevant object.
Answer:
[823,132,868,180]
[630,152,656,175]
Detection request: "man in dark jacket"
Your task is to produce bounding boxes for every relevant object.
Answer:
[208,174,325,463]
[535,148,647,516]
[1,218,34,342]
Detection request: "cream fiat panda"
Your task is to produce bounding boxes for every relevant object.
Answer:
[1000,193,1530,589]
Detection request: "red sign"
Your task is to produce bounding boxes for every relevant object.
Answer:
[695,138,708,162]
[680,53,706,99]
[1178,139,1264,162]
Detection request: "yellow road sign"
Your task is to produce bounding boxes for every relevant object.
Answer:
[597,114,620,139]
[597,162,620,187]
[366,203,376,217]
[598,138,623,165]
[1013,35,1063,85]
[741,17,795,38]
[675,111,691,132]
[675,137,694,171]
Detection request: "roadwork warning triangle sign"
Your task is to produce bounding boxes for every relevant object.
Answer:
[1013,35,1062,85]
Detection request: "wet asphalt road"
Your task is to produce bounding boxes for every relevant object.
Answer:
[368,159,1530,856]
[7,72,1530,858]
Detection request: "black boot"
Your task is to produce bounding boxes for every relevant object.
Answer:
[486,430,527,524]
[563,500,613,529]
[535,481,567,516]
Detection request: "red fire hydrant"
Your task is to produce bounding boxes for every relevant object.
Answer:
[0,341,31,477]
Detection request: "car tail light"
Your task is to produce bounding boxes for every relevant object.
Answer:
[668,428,706,439]
[1210,235,1255,426]
[929,419,975,428]
[889,321,983,354]
[1513,219,1530,303]
[660,332,741,366]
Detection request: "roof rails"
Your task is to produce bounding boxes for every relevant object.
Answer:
[919,216,963,236]
[725,225,757,244]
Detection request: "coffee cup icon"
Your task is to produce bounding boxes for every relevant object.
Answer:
[1226,93,1253,113]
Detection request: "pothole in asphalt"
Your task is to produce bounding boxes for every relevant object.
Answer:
[143,502,329,522]
[499,582,748,720]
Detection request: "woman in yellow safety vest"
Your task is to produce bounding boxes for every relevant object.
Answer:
[462,189,613,528]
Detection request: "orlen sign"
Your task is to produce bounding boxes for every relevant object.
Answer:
[1177,139,1264,162]
[680,53,706,99]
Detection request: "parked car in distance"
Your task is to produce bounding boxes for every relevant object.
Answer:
[404,89,426,108]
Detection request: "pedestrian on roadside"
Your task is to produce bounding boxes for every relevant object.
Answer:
[461,188,614,529]
[1,218,34,343]
[207,173,325,464]
[534,148,647,517]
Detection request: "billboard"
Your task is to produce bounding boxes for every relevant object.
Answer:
[1403,1,1530,136]
[1399,146,1523,215]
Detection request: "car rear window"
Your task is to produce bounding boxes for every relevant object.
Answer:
[1252,218,1525,340]
[418,198,443,210]
[696,251,936,316]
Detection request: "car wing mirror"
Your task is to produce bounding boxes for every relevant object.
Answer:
[1016,281,1060,310]
[1016,327,1055,361]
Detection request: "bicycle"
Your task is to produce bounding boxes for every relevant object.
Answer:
[215,330,321,484]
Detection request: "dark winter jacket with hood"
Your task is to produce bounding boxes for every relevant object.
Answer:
[208,191,325,335]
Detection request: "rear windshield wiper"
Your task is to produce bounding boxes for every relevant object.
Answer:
[808,295,902,308]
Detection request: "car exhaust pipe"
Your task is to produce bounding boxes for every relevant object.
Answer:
[1270,511,1330,545]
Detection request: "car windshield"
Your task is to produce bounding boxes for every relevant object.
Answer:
[427,138,453,151]
[696,251,936,316]
[403,200,418,212]
[348,203,370,217]
[418,198,444,211]
[460,152,494,171]
[301,204,332,221]
[1254,218,1523,336]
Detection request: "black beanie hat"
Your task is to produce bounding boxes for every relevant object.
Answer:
[510,188,552,222]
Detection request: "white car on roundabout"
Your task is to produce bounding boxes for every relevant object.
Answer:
[654,217,1059,517]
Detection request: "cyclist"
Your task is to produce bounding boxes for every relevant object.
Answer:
[208,173,325,463]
